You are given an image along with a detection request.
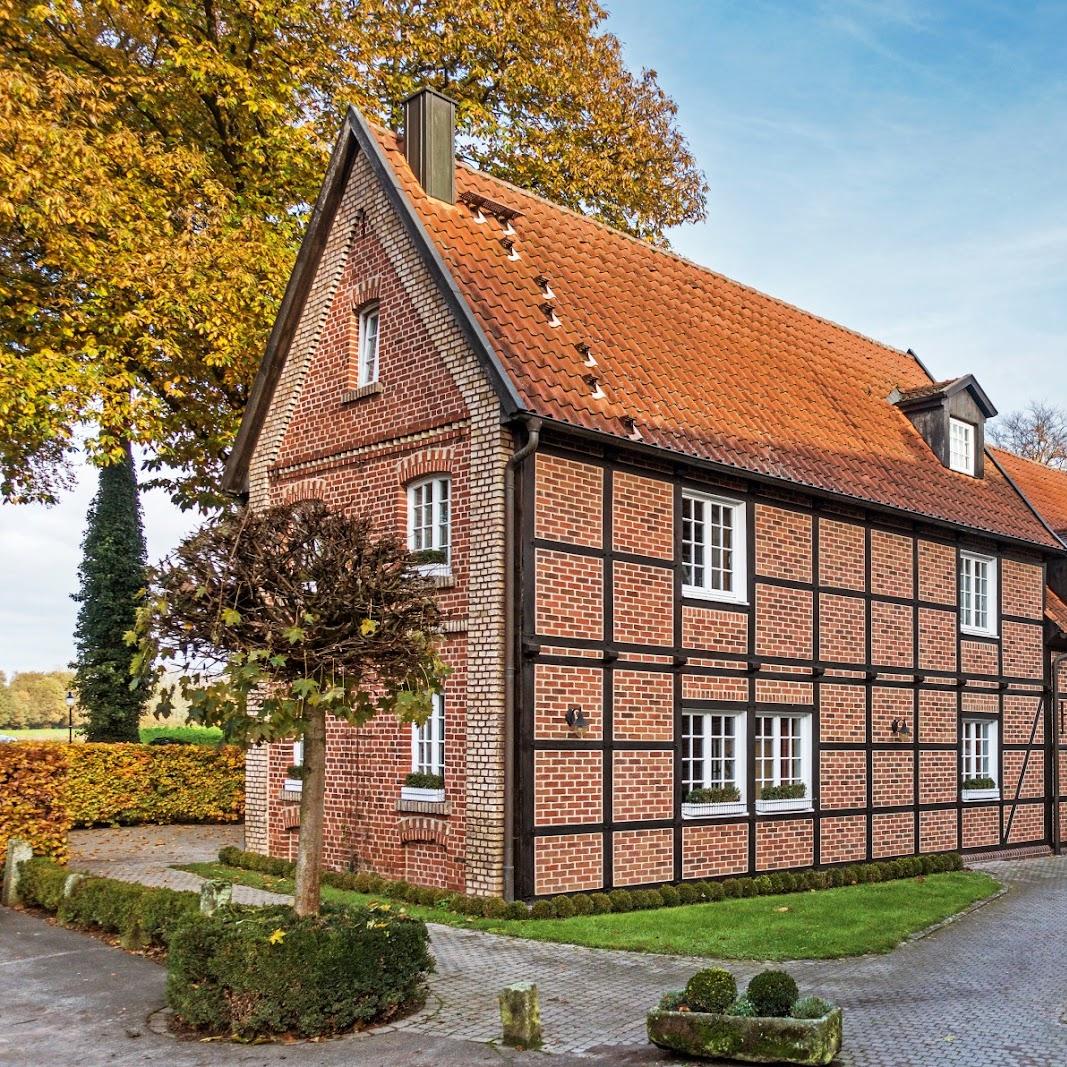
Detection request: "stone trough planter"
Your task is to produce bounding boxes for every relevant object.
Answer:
[647,1006,843,1065]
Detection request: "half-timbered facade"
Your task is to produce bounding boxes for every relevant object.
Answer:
[225,90,1066,899]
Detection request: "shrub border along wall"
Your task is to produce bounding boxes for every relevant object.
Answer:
[217,846,965,921]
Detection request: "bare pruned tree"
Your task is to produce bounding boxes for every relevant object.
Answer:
[989,402,1067,469]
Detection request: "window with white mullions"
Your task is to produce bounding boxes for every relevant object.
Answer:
[949,417,975,475]
[412,693,445,777]
[682,713,742,793]
[357,303,380,386]
[754,713,811,810]
[959,551,996,636]
[681,490,747,603]
[408,475,451,574]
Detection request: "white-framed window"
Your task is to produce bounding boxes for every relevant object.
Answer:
[754,713,812,812]
[408,475,451,575]
[412,693,445,777]
[283,739,304,792]
[961,718,999,799]
[959,551,997,636]
[681,490,747,603]
[681,711,747,816]
[949,417,975,475]
[357,303,380,386]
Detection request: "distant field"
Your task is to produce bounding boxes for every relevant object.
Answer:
[1,725,225,745]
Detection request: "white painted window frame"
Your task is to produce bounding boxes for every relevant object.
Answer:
[402,693,446,802]
[681,490,748,604]
[948,417,976,475]
[681,710,747,818]
[407,475,451,576]
[959,550,997,637]
[283,739,304,793]
[357,303,380,386]
[754,712,813,813]
[961,717,999,801]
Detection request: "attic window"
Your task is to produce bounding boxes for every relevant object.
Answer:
[949,418,975,475]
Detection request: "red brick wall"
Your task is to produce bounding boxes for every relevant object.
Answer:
[613,471,673,558]
[535,452,602,548]
[614,670,673,741]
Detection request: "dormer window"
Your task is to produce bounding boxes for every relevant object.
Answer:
[949,418,976,475]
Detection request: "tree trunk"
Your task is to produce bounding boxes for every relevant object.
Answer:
[293,708,326,915]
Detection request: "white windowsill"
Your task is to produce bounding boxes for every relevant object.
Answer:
[681,801,748,820]
[962,788,1000,802]
[682,585,748,606]
[960,625,998,640]
[401,786,446,803]
[282,778,303,793]
[755,798,812,815]
[415,563,452,579]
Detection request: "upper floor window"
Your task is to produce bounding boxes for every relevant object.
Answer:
[408,475,451,575]
[283,738,304,792]
[961,718,998,798]
[959,551,996,636]
[357,303,380,386]
[681,711,747,816]
[681,491,747,603]
[949,417,975,475]
[754,713,811,812]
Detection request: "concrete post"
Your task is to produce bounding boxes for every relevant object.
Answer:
[62,873,85,898]
[499,981,542,1049]
[199,879,233,916]
[2,838,33,907]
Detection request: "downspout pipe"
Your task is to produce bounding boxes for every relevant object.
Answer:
[502,415,541,901]
[1052,653,1066,856]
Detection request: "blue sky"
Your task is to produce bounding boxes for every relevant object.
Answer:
[2,0,1065,676]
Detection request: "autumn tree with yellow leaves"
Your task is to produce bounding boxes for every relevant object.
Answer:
[0,0,707,507]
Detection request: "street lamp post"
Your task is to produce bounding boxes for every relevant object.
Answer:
[65,690,75,744]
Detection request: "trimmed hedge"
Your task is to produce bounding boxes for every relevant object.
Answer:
[0,742,244,859]
[215,845,965,922]
[166,903,433,1038]
[0,744,70,860]
[17,857,199,948]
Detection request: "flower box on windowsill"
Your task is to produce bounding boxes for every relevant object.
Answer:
[682,801,748,820]
[400,785,446,803]
[756,797,812,815]
[962,787,1000,802]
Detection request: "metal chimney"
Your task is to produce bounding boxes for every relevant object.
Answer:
[403,88,456,204]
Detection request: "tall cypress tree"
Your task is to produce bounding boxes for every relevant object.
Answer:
[72,444,148,741]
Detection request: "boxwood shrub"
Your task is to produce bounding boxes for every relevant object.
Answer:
[165,903,432,1038]
[211,845,964,924]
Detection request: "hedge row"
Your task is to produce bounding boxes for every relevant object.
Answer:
[17,856,200,949]
[0,742,245,859]
[217,845,964,921]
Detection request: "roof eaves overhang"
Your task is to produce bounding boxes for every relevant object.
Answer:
[222,106,526,496]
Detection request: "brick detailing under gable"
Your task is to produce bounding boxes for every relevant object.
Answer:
[534,453,603,548]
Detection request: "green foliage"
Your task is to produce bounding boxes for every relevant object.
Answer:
[529,899,557,920]
[751,876,774,896]
[746,971,799,1018]
[676,883,700,905]
[17,857,69,911]
[0,670,76,730]
[684,784,742,804]
[659,885,680,907]
[165,903,432,1038]
[727,996,758,1017]
[684,968,737,1014]
[758,783,807,801]
[139,725,224,745]
[587,892,612,915]
[480,897,509,920]
[403,771,444,789]
[72,444,147,742]
[608,889,634,913]
[550,894,576,918]
[659,991,687,1012]
[504,901,531,920]
[792,996,833,1020]
[569,894,594,916]
[961,776,996,790]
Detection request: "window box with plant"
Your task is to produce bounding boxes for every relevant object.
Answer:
[647,967,842,1065]
[401,692,446,802]
[756,783,809,814]
[401,770,445,802]
[682,784,746,819]
[961,718,999,801]
[681,711,747,818]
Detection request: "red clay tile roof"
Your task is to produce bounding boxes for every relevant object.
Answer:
[372,128,1059,550]
[1047,588,1067,634]
[894,379,960,403]
[991,448,1067,539]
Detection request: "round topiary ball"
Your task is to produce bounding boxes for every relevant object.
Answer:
[529,899,557,920]
[588,892,613,914]
[570,894,594,916]
[684,968,738,1014]
[551,895,576,918]
[746,970,799,1017]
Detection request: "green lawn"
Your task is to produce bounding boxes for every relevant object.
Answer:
[1,725,224,744]
[178,862,999,960]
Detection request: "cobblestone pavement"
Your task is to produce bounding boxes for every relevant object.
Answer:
[67,827,1067,1064]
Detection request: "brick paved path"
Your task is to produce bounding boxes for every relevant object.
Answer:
[68,827,1067,1064]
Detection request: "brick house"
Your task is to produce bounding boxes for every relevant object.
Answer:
[223,90,1066,899]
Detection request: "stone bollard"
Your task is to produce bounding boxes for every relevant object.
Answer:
[199,879,233,916]
[62,873,85,898]
[499,981,542,1049]
[2,838,33,907]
